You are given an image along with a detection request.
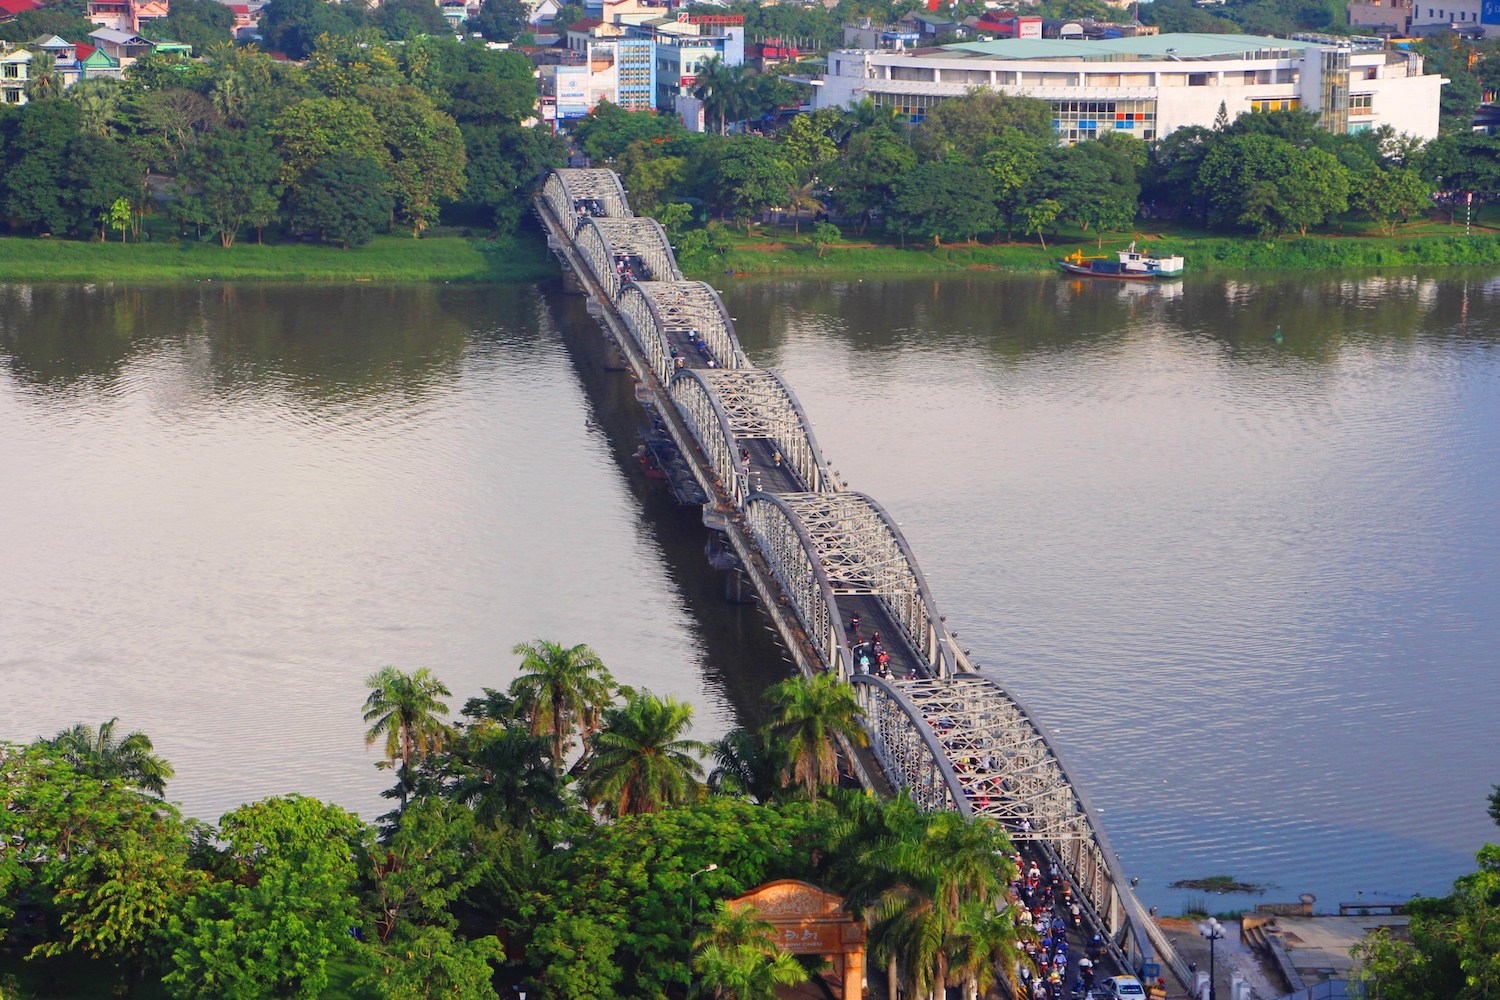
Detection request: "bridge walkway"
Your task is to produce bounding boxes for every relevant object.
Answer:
[535,168,1187,993]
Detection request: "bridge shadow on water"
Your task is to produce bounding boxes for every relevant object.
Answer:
[539,281,794,733]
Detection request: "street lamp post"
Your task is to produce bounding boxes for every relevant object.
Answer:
[1198,917,1225,1000]
[688,863,719,931]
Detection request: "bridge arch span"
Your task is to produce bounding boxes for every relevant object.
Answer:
[542,169,631,234]
[619,282,747,385]
[573,217,681,302]
[850,672,1156,970]
[743,493,853,677]
[772,491,955,679]
[671,369,838,502]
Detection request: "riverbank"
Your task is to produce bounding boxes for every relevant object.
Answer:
[0,232,557,283]
[6,222,1500,285]
[686,222,1500,279]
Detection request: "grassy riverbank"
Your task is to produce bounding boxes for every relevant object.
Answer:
[0,231,558,283]
[691,218,1500,279]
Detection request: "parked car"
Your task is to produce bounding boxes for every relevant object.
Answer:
[1100,976,1147,999]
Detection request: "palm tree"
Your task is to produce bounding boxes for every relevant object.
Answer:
[763,673,867,800]
[707,727,788,805]
[444,720,568,831]
[363,666,453,807]
[67,78,124,138]
[832,796,1015,1000]
[576,689,707,817]
[693,55,750,136]
[24,51,61,102]
[693,902,809,1000]
[43,718,174,797]
[946,898,1022,1000]
[508,639,615,774]
[783,178,821,235]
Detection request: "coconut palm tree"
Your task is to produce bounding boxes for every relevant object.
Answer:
[763,672,867,800]
[363,666,453,807]
[707,727,788,805]
[576,689,707,817]
[693,902,809,1000]
[783,178,821,235]
[693,55,750,136]
[832,796,1016,1000]
[43,718,175,797]
[946,898,1022,1000]
[67,78,124,137]
[444,720,568,831]
[24,51,61,102]
[508,639,615,774]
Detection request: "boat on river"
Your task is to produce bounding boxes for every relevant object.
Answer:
[1059,242,1184,281]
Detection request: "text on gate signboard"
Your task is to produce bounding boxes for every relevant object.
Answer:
[677,13,745,24]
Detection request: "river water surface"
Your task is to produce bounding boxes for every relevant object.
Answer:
[1,273,1496,912]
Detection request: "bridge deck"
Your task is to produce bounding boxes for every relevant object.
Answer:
[535,174,1187,993]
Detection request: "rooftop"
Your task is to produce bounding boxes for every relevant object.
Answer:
[940,32,1319,62]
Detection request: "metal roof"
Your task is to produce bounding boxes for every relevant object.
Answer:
[942,32,1322,62]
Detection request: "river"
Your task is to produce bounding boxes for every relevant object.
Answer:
[1,273,1495,913]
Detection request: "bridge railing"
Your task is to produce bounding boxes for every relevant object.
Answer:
[574,217,681,302]
[743,493,854,677]
[542,169,632,235]
[537,166,1164,985]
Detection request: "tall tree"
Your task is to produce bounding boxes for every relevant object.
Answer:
[443,715,569,831]
[888,159,998,246]
[692,903,808,1000]
[712,135,793,230]
[825,125,915,235]
[763,672,867,800]
[177,127,284,247]
[707,727,788,805]
[692,55,751,136]
[43,718,175,797]
[24,51,62,102]
[363,84,466,236]
[285,154,394,248]
[577,689,707,817]
[507,639,615,774]
[911,89,1053,162]
[362,666,454,807]
[164,795,368,1000]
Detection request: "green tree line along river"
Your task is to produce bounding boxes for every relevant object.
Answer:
[10,20,1500,275]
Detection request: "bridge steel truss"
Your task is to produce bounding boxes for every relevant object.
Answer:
[535,167,1173,987]
[744,491,954,680]
[742,493,854,678]
[619,281,747,384]
[573,217,681,303]
[670,369,839,505]
[541,169,631,234]
[850,672,1154,971]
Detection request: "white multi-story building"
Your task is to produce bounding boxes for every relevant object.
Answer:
[813,32,1446,141]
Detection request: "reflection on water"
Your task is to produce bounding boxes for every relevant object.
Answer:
[2,274,1496,911]
[0,282,784,825]
[721,271,1500,910]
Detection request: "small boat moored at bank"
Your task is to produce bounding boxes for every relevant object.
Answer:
[1060,242,1184,281]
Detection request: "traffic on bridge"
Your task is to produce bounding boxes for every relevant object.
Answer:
[537,168,1183,997]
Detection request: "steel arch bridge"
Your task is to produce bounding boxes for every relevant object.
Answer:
[542,169,631,233]
[743,491,954,680]
[619,281,748,384]
[573,217,681,302]
[851,672,1147,963]
[533,166,1178,986]
[670,369,839,504]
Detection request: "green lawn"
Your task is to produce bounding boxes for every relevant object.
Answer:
[0,232,560,284]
